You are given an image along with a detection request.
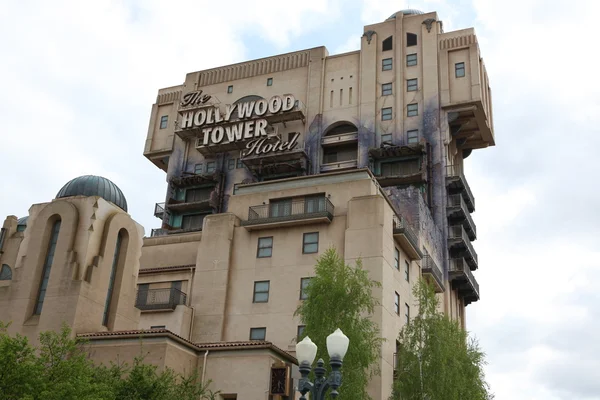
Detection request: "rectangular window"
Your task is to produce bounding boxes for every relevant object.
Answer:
[150,325,166,329]
[407,103,418,117]
[227,159,235,170]
[269,199,292,218]
[194,163,203,174]
[267,77,273,86]
[394,248,400,270]
[405,260,410,282]
[297,325,306,341]
[382,107,393,121]
[181,213,206,231]
[405,303,410,324]
[381,133,392,144]
[407,33,417,47]
[185,188,211,203]
[382,83,392,96]
[35,220,61,315]
[257,237,273,258]
[253,281,270,303]
[407,78,418,92]
[206,161,216,173]
[300,277,311,300]
[407,130,419,144]
[136,283,149,306]
[395,292,400,315]
[382,36,393,51]
[303,232,319,254]
[236,158,243,169]
[406,53,417,67]
[250,327,266,340]
[304,195,326,213]
[227,85,233,93]
[382,58,393,71]
[455,62,465,78]
[159,115,168,129]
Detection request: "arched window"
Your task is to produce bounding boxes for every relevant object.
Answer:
[0,264,11,280]
[324,123,357,136]
[34,219,61,315]
[103,230,127,327]
[321,123,359,170]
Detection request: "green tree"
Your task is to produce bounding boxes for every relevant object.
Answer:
[392,279,493,400]
[295,248,383,400]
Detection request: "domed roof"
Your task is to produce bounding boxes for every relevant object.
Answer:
[56,175,128,212]
[17,216,28,226]
[386,9,424,20]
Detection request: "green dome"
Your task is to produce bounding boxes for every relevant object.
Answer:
[56,175,128,212]
[387,9,424,20]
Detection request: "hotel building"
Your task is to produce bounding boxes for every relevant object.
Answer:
[0,9,494,400]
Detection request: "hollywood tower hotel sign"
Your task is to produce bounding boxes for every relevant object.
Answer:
[178,90,302,157]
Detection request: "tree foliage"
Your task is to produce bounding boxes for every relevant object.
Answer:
[0,322,219,400]
[295,248,384,400]
[392,280,493,400]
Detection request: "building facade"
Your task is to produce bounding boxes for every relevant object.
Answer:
[0,9,493,400]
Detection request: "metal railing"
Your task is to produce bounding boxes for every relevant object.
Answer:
[422,254,444,290]
[154,203,166,219]
[447,194,476,238]
[392,214,420,251]
[449,258,480,298]
[135,288,187,311]
[150,228,169,237]
[445,165,475,211]
[245,197,334,224]
[448,225,478,265]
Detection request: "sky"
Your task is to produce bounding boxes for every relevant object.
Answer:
[1,0,599,399]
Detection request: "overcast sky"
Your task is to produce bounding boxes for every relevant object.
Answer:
[1,1,599,399]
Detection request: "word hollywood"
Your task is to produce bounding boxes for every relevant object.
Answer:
[180,93,297,147]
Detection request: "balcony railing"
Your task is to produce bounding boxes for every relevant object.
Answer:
[321,132,358,147]
[448,225,478,270]
[135,288,187,311]
[447,194,476,240]
[154,203,166,220]
[150,228,169,237]
[242,197,334,230]
[449,258,480,304]
[392,215,422,260]
[445,165,475,212]
[422,254,444,293]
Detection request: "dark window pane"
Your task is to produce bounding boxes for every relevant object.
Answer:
[382,36,393,51]
[407,33,417,47]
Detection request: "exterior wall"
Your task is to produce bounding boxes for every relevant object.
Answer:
[141,233,201,267]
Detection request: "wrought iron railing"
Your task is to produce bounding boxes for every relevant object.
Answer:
[244,197,334,225]
[449,258,480,298]
[135,288,187,311]
[422,254,443,290]
[445,165,475,211]
[392,214,420,251]
[448,225,478,265]
[150,228,169,237]
[447,194,476,238]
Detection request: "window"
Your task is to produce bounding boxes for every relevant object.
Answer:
[395,292,400,315]
[103,231,123,326]
[303,232,319,254]
[382,83,392,96]
[404,260,410,282]
[382,107,392,121]
[382,36,393,51]
[455,62,465,78]
[150,325,166,329]
[300,277,311,300]
[407,78,418,92]
[406,53,417,66]
[236,158,243,169]
[250,327,266,340]
[394,248,400,270]
[407,130,419,144]
[382,160,419,176]
[186,187,211,203]
[34,220,61,315]
[405,303,410,324]
[206,161,216,173]
[159,115,168,129]
[407,33,417,47]
[227,159,235,170]
[305,195,326,213]
[227,85,233,93]
[267,77,273,86]
[269,199,292,218]
[253,281,270,303]
[297,325,306,341]
[257,237,273,258]
[381,133,392,144]
[407,103,418,117]
[0,264,11,280]
[382,58,393,71]
[194,163,203,174]
[182,213,206,230]
[136,283,149,306]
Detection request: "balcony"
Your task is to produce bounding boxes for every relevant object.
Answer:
[449,258,480,305]
[241,197,334,231]
[320,159,358,172]
[422,254,444,293]
[375,159,426,187]
[392,215,422,260]
[242,148,309,177]
[135,288,187,311]
[448,225,478,270]
[154,203,166,220]
[150,228,169,237]
[321,131,358,147]
[446,195,476,240]
[445,165,475,212]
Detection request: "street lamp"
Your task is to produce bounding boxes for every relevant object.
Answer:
[296,328,349,399]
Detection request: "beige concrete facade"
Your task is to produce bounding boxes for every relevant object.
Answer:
[0,9,494,400]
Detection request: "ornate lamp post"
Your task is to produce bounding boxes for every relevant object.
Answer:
[295,328,350,400]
